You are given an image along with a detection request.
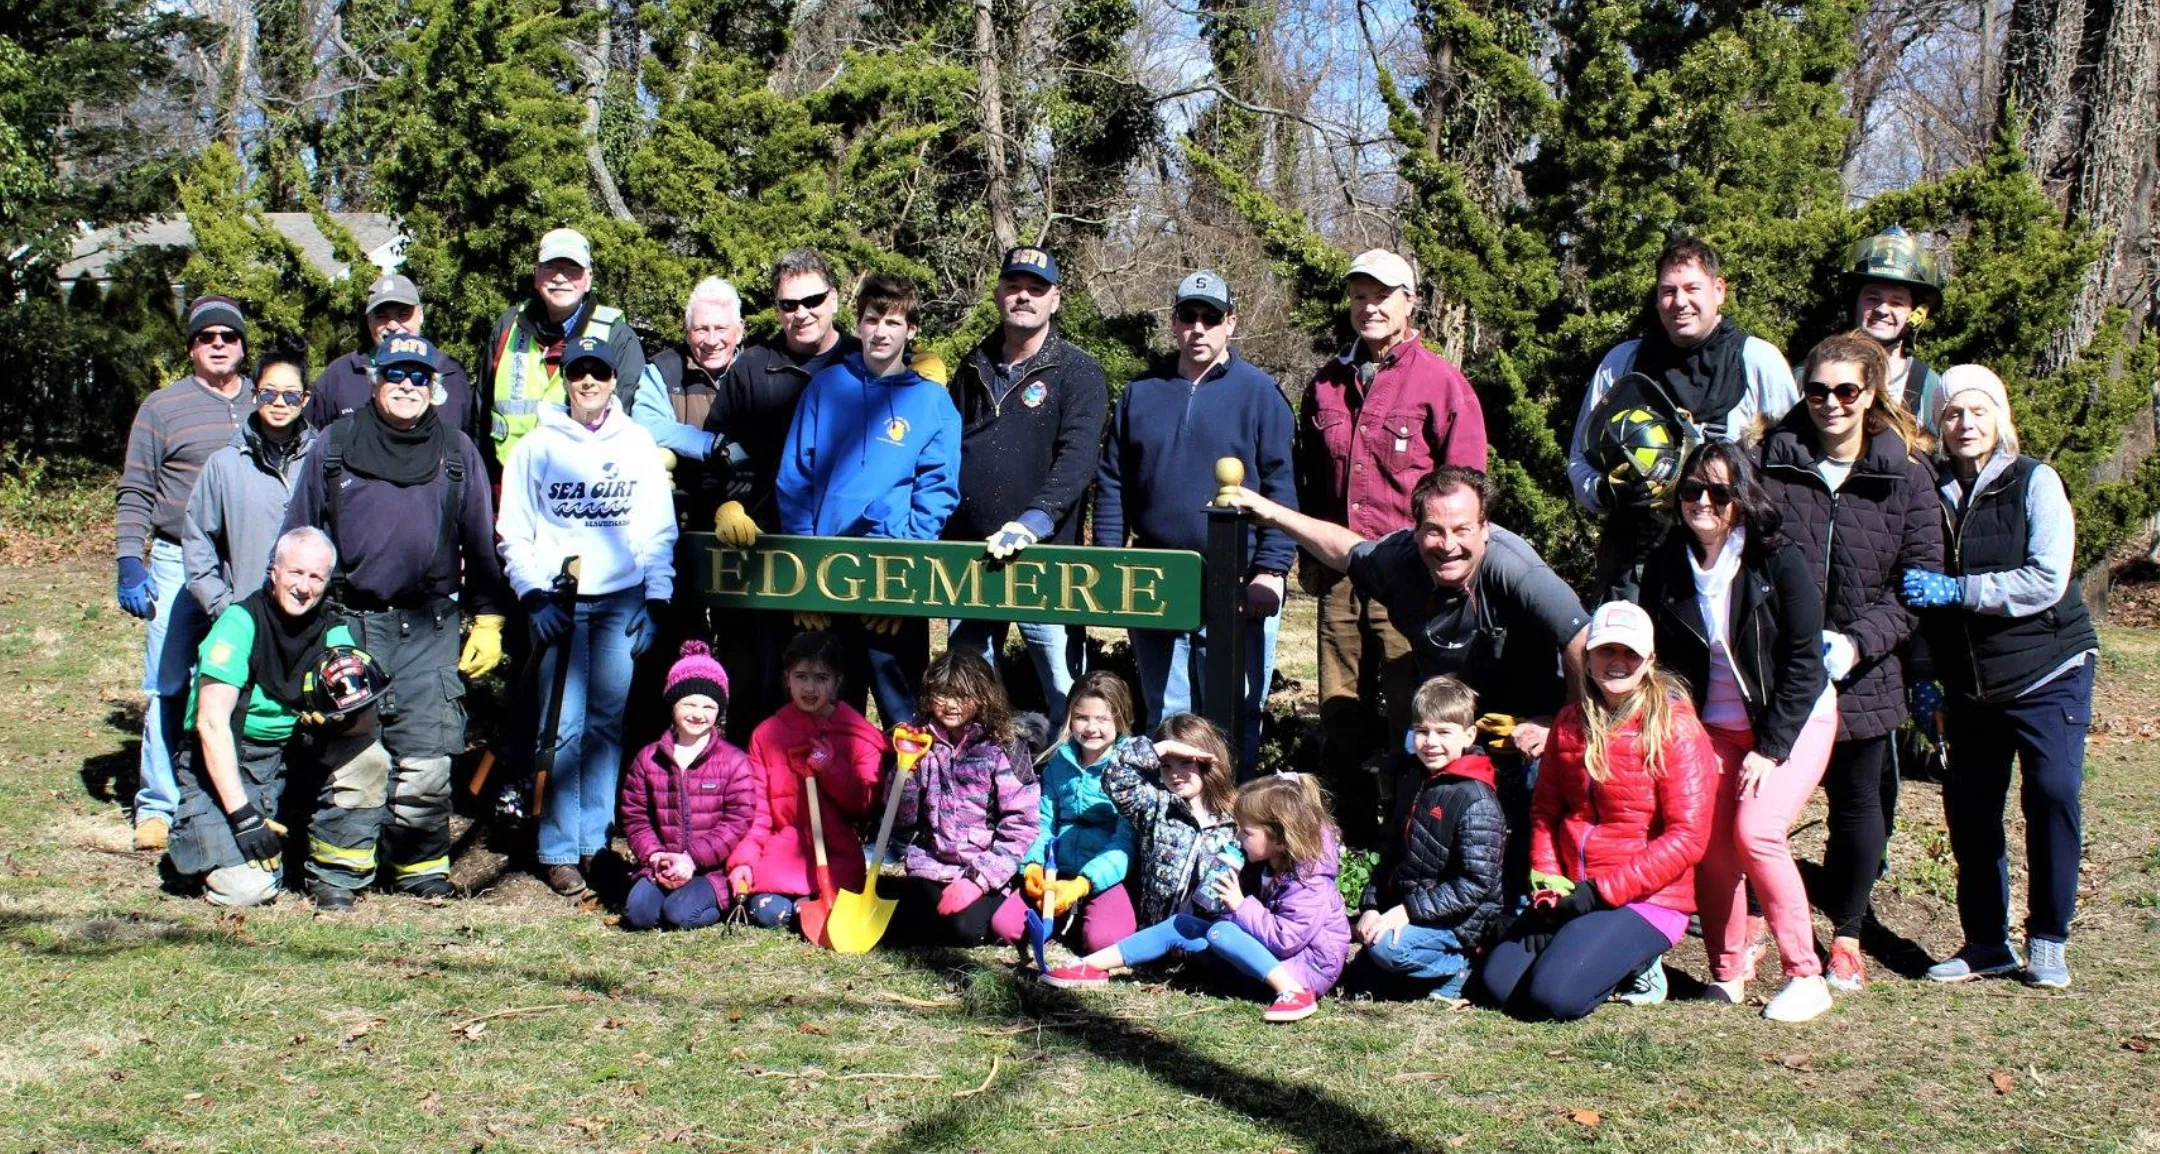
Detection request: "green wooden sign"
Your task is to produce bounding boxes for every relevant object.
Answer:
[683,533,1203,631]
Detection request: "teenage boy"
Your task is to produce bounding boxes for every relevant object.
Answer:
[772,273,961,724]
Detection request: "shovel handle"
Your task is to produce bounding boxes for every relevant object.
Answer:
[863,759,909,876]
[803,778,836,903]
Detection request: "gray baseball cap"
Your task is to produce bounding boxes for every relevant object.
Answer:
[365,273,421,314]
[1175,270,1234,313]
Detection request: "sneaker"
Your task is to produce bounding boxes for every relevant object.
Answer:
[1826,940,1866,993]
[1925,941,2023,983]
[402,875,457,900]
[1614,960,1668,1006]
[1263,989,1319,1023]
[1762,976,1833,1023]
[309,881,356,912]
[2022,937,2070,989]
[1040,964,1111,989]
[543,864,589,898]
[133,816,170,852]
[1701,978,1748,1004]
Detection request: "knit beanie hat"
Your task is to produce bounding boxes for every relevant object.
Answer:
[186,294,247,339]
[1934,363,2019,455]
[664,640,730,713]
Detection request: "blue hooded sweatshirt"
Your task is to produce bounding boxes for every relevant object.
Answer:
[777,352,961,539]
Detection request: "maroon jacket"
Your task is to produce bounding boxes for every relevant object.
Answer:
[620,730,761,893]
[1294,335,1487,541]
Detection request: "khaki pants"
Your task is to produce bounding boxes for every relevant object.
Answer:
[1314,570,1418,846]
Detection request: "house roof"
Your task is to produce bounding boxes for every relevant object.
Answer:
[59,213,403,284]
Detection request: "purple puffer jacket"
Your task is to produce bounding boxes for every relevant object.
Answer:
[895,722,1040,891]
[620,731,760,896]
[1230,828,1352,995]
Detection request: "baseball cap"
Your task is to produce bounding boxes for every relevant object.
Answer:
[536,227,594,270]
[370,333,440,371]
[561,335,618,375]
[1586,601,1656,658]
[1000,246,1059,286]
[1175,270,1233,313]
[365,273,421,314]
[1346,249,1417,293]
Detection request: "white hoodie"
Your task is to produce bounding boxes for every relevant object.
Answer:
[498,399,678,601]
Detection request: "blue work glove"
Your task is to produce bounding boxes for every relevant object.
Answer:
[625,600,663,657]
[1901,569,1961,610]
[1911,680,1946,742]
[522,591,572,647]
[117,556,157,620]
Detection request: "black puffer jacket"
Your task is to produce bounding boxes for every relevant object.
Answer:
[1638,527,1828,761]
[1757,410,1943,740]
[1360,752,1507,946]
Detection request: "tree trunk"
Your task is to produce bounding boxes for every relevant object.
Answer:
[576,1,633,222]
[1999,0,2092,182]
[2044,0,2158,371]
[973,0,1019,252]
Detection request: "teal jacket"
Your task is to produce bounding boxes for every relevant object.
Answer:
[1023,739,1137,893]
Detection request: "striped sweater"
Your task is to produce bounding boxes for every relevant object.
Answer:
[117,376,251,559]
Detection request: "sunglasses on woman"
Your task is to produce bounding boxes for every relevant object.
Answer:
[254,388,305,407]
[1678,479,1734,505]
[1804,380,1866,405]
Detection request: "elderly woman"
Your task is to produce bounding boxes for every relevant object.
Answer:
[1903,365,2098,990]
[498,334,679,899]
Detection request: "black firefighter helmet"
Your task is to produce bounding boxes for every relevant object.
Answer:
[1590,372,1700,513]
[302,645,390,722]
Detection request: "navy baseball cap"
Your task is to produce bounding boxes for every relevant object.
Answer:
[1000,246,1059,286]
[370,333,439,370]
[561,335,618,376]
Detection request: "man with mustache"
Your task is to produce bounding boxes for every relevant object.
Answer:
[305,274,479,443]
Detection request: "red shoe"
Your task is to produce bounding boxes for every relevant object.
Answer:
[1263,989,1319,1023]
[1041,964,1110,989]
[1827,940,1866,993]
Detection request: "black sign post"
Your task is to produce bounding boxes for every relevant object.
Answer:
[1200,459,1251,774]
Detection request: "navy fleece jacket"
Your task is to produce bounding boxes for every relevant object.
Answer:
[1092,351,1297,572]
[777,352,961,539]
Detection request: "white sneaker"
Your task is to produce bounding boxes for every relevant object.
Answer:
[1701,978,1748,1004]
[1762,975,1833,1022]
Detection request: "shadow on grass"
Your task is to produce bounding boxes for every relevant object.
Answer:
[1794,859,1939,979]
[79,707,143,807]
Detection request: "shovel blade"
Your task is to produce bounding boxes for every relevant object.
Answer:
[1024,910,1052,971]
[798,896,833,949]
[826,882,894,954]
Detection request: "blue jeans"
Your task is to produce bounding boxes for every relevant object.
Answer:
[1130,612,1279,771]
[1117,913,1283,986]
[948,619,1079,720]
[139,539,209,824]
[1347,923,1473,998]
[624,876,724,930]
[535,587,639,866]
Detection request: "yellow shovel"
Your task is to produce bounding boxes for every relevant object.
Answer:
[827,724,935,954]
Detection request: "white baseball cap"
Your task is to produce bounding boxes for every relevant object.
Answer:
[536,227,593,270]
[1346,249,1416,293]
[1586,600,1656,658]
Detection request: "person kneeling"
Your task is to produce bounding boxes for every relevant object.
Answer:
[619,642,759,931]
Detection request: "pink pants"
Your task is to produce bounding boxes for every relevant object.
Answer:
[991,882,1138,956]
[1698,691,1838,981]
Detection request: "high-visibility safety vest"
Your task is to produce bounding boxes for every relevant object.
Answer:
[490,303,626,459]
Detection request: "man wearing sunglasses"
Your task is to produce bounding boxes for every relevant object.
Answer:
[305,273,479,444]
[183,349,319,620]
[281,333,511,907]
[482,227,648,476]
[1567,238,1798,601]
[116,294,254,851]
[1094,270,1295,772]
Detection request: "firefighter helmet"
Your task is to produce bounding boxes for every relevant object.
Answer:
[1842,225,1945,300]
[1592,377,1693,510]
[302,645,390,721]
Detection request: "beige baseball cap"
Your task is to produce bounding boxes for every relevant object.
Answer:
[1346,249,1416,293]
[1586,600,1656,658]
[536,227,593,270]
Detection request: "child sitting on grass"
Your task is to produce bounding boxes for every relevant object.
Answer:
[1097,712,1244,927]
[1045,771,1350,1024]
[992,671,1142,956]
[618,642,759,931]
[1344,675,1507,1000]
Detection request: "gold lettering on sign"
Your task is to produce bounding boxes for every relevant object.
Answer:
[816,552,865,601]
[709,547,748,594]
[872,553,917,604]
[762,549,807,598]
[1001,559,1050,611]
[1058,562,1106,614]
[1116,564,1169,618]
[925,555,985,608]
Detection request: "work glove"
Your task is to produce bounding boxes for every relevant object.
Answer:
[1022,862,1047,900]
[712,439,755,501]
[1049,876,1091,915]
[713,500,760,548]
[1901,568,1961,610]
[1557,879,1607,918]
[226,802,287,872]
[523,592,572,647]
[936,878,985,917]
[1822,631,1858,682]
[1476,712,1518,753]
[117,556,157,620]
[625,600,663,657]
[1527,869,1576,898]
[459,614,506,677]
[656,447,678,473]
[862,614,905,636]
[986,510,1054,560]
[1242,572,1285,618]
[792,611,831,631]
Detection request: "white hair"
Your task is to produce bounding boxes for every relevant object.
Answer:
[685,277,742,328]
[271,526,338,572]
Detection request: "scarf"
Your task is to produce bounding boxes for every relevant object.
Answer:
[238,588,340,708]
[1633,315,1751,426]
[344,403,446,486]
[1688,525,1747,657]
[249,413,303,475]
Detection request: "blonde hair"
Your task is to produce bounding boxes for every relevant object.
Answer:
[1153,712,1237,816]
[1574,661,1693,783]
[1233,773,1336,874]
[1803,332,1933,457]
[1410,675,1478,730]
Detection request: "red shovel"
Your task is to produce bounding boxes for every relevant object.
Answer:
[798,773,838,948]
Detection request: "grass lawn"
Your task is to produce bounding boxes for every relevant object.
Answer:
[2,555,2157,1152]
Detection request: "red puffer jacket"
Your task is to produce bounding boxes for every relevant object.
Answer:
[731,703,888,897]
[620,730,761,884]
[1530,694,1716,912]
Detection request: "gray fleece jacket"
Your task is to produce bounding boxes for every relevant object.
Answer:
[182,418,318,617]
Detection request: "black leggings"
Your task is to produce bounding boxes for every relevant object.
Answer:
[1821,734,1892,939]
[1477,908,1672,1022]
[884,876,1010,946]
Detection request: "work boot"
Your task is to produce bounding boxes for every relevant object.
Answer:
[544,863,589,898]
[310,881,356,912]
[402,875,456,900]
[133,816,170,852]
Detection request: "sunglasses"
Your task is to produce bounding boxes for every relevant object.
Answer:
[379,366,435,388]
[776,289,832,314]
[563,361,615,381]
[254,389,305,407]
[1174,306,1227,327]
[193,330,241,347]
[1678,479,1734,505]
[1804,380,1867,405]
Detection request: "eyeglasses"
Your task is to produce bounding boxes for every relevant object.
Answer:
[254,389,305,407]
[1804,380,1866,405]
[1677,479,1734,505]
[379,366,435,388]
[1174,306,1227,327]
[776,289,831,314]
[193,330,241,347]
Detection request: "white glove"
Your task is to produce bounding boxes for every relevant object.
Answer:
[986,520,1039,560]
[1822,631,1858,682]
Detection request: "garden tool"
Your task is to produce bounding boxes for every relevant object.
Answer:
[827,724,934,953]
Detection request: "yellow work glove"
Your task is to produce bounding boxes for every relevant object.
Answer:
[1475,712,1516,752]
[656,447,678,473]
[1022,862,1047,901]
[793,611,831,631]
[458,615,506,677]
[863,614,904,636]
[714,500,760,548]
[1049,876,1091,915]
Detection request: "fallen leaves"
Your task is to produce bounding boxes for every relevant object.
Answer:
[1990,1071,2015,1095]
[1565,1108,1603,1129]
[2123,1034,2155,1054]
[565,1115,610,1136]
[339,1017,384,1048]
[796,1022,829,1036]
[452,1020,488,1042]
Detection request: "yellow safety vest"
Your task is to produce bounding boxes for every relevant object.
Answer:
[490,303,624,458]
